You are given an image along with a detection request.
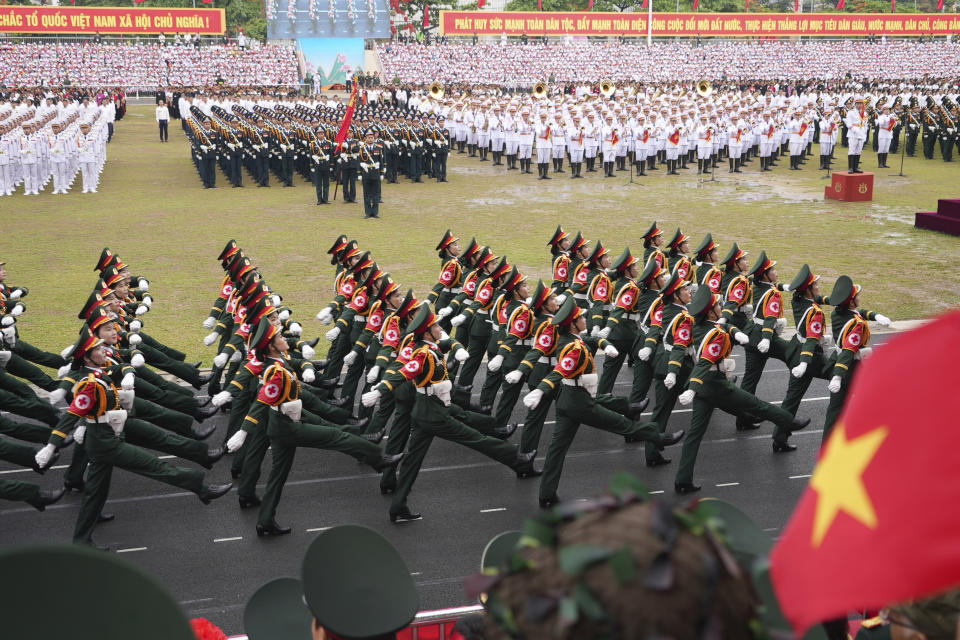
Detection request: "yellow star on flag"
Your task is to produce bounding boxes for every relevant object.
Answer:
[809,423,888,548]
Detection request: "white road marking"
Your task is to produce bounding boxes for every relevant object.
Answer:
[158,455,174,459]
[789,474,812,479]
[0,463,67,475]
[480,507,506,513]
[715,482,740,487]
[305,527,330,532]
[762,528,779,532]
[213,536,242,543]
[649,490,665,494]
[116,547,147,553]
[410,571,422,576]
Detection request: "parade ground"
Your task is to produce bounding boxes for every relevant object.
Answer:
[2,104,957,360]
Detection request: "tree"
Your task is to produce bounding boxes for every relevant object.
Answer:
[398,0,459,34]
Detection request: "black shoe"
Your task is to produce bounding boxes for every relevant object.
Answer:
[380,483,396,495]
[97,512,115,523]
[772,440,798,453]
[199,482,232,504]
[674,482,702,495]
[28,487,65,511]
[625,398,650,419]
[735,416,761,431]
[256,521,292,537]
[361,427,385,443]
[32,449,60,474]
[196,394,213,408]
[538,495,560,509]
[193,371,215,390]
[64,479,85,493]
[659,430,684,446]
[203,446,226,469]
[347,416,370,430]
[238,495,262,509]
[470,402,492,415]
[314,377,338,389]
[195,404,219,422]
[645,454,672,467]
[514,450,540,478]
[326,396,350,408]
[494,422,518,439]
[390,508,422,523]
[371,452,404,472]
[230,466,242,479]
[192,422,216,441]
[789,417,810,431]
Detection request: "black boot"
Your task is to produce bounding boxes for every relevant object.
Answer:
[543,162,551,179]
[557,158,565,173]
[734,158,742,173]
[697,159,703,174]
[639,160,646,175]
[728,158,734,173]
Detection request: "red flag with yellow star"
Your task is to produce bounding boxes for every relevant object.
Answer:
[770,310,960,633]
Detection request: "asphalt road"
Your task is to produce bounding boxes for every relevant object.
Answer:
[0,334,892,635]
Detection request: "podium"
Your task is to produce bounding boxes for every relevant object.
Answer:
[916,199,960,236]
[825,171,874,202]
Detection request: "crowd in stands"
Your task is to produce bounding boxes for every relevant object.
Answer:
[0,42,299,88]
[376,40,960,87]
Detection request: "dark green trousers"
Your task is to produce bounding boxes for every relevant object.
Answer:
[646,362,692,462]
[137,366,194,397]
[0,434,39,468]
[518,377,559,455]
[0,478,40,504]
[236,406,326,500]
[139,344,202,386]
[4,351,58,391]
[454,327,492,398]
[492,347,531,427]
[13,339,66,369]
[675,375,793,486]
[0,414,52,444]
[629,358,656,404]
[257,411,384,526]
[139,332,186,361]
[379,382,415,492]
[320,325,353,382]
[823,361,858,445]
[0,381,59,426]
[598,337,633,395]
[390,394,518,516]
[132,398,195,438]
[540,387,659,502]
[135,377,200,419]
[741,330,796,396]
[780,350,835,421]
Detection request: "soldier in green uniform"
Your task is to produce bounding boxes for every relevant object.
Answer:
[673,287,810,493]
[547,226,572,293]
[562,232,592,308]
[361,304,538,523]
[627,257,670,409]
[596,248,642,395]
[310,126,333,205]
[429,230,464,329]
[922,106,938,160]
[360,129,385,218]
[905,101,921,157]
[522,297,683,508]
[823,275,891,443]
[694,233,724,295]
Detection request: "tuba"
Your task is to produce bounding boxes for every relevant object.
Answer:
[429,81,444,100]
[599,79,615,98]
[696,79,713,98]
[532,81,548,99]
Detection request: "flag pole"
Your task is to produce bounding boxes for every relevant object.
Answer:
[647,0,652,46]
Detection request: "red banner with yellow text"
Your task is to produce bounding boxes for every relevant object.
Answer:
[0,6,225,34]
[439,10,960,37]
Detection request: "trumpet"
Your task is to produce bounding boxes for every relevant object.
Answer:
[600,79,615,98]
[429,81,444,100]
[696,79,713,98]
[533,81,548,99]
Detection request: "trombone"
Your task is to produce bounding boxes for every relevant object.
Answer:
[429,81,444,100]
[696,79,713,98]
[600,79,615,98]
[532,81,548,99]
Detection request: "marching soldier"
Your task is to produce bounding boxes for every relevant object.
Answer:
[359,129,385,218]
[310,127,333,204]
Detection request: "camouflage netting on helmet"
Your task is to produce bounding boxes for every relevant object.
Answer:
[475,476,760,640]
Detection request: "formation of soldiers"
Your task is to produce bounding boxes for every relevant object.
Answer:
[0,90,118,196]
[0,225,893,539]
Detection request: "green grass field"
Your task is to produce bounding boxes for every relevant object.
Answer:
[3,104,958,362]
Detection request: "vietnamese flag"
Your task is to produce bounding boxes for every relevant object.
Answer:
[693,0,699,8]
[770,311,960,633]
[891,0,895,10]
[640,0,648,7]
[938,0,944,8]
[334,83,358,153]
[479,0,485,6]
[424,4,430,27]
[538,0,543,9]
[588,0,593,8]
[836,0,845,7]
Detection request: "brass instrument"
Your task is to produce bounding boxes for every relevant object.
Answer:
[599,79,615,98]
[429,81,444,100]
[696,79,713,98]
[532,81,548,99]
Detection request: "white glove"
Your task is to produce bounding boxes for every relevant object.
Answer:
[135,305,149,316]
[734,332,749,345]
[366,365,381,383]
[301,344,316,359]
[487,354,503,372]
[131,353,145,368]
[141,295,153,309]
[278,309,291,322]
[344,351,358,366]
[637,346,652,361]
[1,326,15,346]
[10,304,23,317]
[325,327,340,341]
[757,338,770,354]
[791,362,808,378]
[781,283,790,292]
[226,429,247,453]
[61,344,76,359]
[438,330,450,341]
[361,388,381,407]
[230,349,243,363]
[450,314,467,327]
[302,368,316,383]
[57,364,72,378]
[874,314,892,327]
[47,387,67,405]
[73,425,86,445]
[590,325,601,338]
[127,333,142,347]
[717,317,727,326]
[859,346,873,359]
[138,278,149,291]
[202,316,217,330]
[203,332,219,346]
[0,316,13,327]
[35,444,56,469]
[213,352,228,369]
[437,306,453,318]
[603,345,619,358]
[505,370,523,384]
[121,372,136,390]
[828,375,842,394]
[211,390,233,407]
[454,348,469,362]
[523,388,543,410]
[664,372,677,390]
[678,389,695,406]
[599,327,611,339]
[775,318,787,335]
[288,322,302,336]
[820,333,834,350]
[316,308,333,324]
[128,320,142,332]
[9,289,23,299]
[555,294,566,305]
[271,295,282,307]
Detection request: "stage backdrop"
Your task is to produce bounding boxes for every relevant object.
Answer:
[267,0,390,39]
[438,10,960,37]
[299,38,365,89]
[0,6,224,34]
